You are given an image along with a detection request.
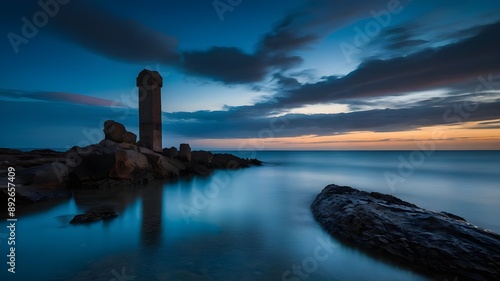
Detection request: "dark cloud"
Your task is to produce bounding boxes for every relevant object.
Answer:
[373,25,429,51]
[179,0,398,84]
[181,47,267,84]
[51,1,180,64]
[271,73,301,90]
[387,39,428,50]
[1,0,180,64]
[163,37,500,139]
[2,93,499,147]
[259,31,319,53]
[344,91,492,112]
[273,21,500,108]
[472,120,500,130]
[257,0,395,54]
[444,23,491,42]
[289,69,318,80]
[0,0,413,85]
[164,99,500,139]
[363,15,500,61]
[180,47,302,84]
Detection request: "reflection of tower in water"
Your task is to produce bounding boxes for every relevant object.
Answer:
[140,181,164,248]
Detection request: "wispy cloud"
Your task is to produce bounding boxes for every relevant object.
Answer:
[179,0,400,84]
[272,21,500,108]
[0,88,126,107]
[164,98,500,138]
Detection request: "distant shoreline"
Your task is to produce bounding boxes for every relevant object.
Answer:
[4,148,500,152]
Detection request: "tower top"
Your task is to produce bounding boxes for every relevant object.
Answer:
[137,69,163,87]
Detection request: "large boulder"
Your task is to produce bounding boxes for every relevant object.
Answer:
[168,158,186,172]
[99,139,119,149]
[311,184,500,280]
[138,146,156,156]
[103,120,137,144]
[111,148,150,180]
[178,143,191,162]
[140,148,180,177]
[121,132,137,144]
[69,145,116,182]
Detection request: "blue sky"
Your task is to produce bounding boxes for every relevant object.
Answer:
[1,0,500,149]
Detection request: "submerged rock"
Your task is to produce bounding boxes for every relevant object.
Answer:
[311,184,500,281]
[69,207,118,224]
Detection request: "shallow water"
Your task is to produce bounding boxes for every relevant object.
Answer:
[1,151,499,280]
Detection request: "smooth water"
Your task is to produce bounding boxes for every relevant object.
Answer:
[1,151,499,281]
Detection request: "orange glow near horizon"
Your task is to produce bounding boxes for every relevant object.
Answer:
[189,120,500,150]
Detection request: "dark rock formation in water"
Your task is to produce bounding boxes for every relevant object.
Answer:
[311,184,500,281]
[0,121,261,204]
[212,153,261,169]
[69,207,118,224]
[191,150,213,166]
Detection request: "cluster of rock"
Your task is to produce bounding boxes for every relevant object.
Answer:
[0,148,72,203]
[311,184,500,280]
[0,120,261,204]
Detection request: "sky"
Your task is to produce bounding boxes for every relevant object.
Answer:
[1,0,500,150]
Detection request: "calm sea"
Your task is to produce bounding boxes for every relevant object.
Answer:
[1,151,499,280]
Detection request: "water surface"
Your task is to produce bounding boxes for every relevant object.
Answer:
[2,151,499,280]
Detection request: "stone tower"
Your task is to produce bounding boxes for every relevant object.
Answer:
[137,69,163,152]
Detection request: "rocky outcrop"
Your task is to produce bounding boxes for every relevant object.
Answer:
[142,147,179,177]
[112,148,150,179]
[0,121,261,204]
[0,149,71,203]
[311,184,500,281]
[15,162,69,188]
[68,141,179,188]
[103,120,137,144]
[191,151,213,165]
[212,153,262,169]
[0,148,66,168]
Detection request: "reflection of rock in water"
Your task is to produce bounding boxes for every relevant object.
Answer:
[141,181,164,247]
[72,185,139,213]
